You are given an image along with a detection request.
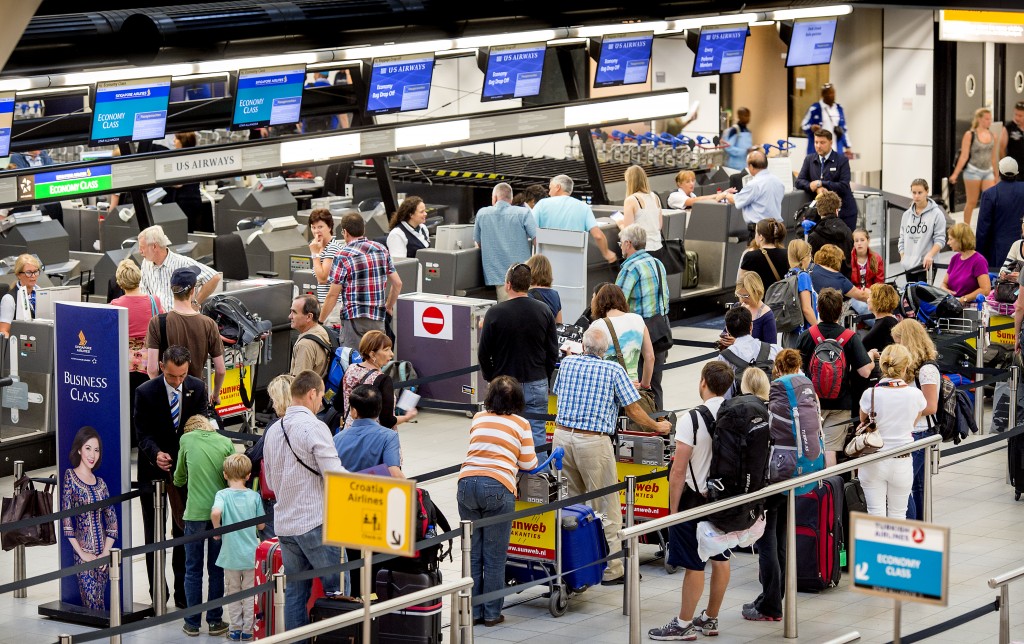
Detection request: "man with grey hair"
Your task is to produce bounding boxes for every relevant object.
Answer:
[533,174,616,264]
[473,182,537,301]
[616,223,671,408]
[553,324,671,585]
[138,224,221,310]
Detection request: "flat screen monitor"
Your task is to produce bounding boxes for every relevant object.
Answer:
[89,76,171,146]
[594,32,654,88]
[231,64,306,130]
[0,92,14,157]
[365,54,435,115]
[482,43,546,101]
[692,24,748,76]
[786,17,838,67]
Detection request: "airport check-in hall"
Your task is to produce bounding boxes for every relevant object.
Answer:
[0,1,1021,643]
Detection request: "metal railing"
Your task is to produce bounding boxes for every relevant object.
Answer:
[619,435,944,643]
[988,565,1024,644]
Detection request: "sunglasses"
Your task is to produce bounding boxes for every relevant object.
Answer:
[1016,102,1024,110]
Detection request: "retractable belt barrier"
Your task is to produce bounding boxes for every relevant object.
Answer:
[884,598,1000,644]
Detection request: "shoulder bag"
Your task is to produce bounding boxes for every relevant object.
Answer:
[1,475,57,550]
[760,249,782,282]
[603,318,657,431]
[643,266,673,353]
[845,385,884,458]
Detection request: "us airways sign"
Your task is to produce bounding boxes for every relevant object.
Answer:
[155,150,242,181]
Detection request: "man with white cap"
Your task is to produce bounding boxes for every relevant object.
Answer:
[977,157,1024,272]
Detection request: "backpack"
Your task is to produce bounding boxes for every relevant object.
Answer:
[384,487,452,573]
[296,326,342,382]
[900,282,963,328]
[320,344,362,406]
[764,270,805,333]
[692,394,771,533]
[682,250,699,289]
[917,362,978,444]
[768,374,825,495]
[201,294,273,348]
[720,341,773,396]
[382,360,419,410]
[808,326,855,400]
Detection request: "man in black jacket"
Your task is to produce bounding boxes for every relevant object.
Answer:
[135,344,209,608]
[806,191,854,279]
[796,129,859,231]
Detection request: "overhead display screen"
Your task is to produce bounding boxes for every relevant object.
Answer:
[482,43,546,101]
[0,92,14,157]
[786,18,838,67]
[366,54,436,115]
[692,25,748,76]
[89,77,171,146]
[231,64,306,130]
[594,33,654,88]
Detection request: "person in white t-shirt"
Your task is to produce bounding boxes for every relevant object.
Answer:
[649,362,734,641]
[858,344,926,519]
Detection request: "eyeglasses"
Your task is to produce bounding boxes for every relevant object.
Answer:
[735,292,750,300]
[1017,102,1024,110]
[19,270,40,277]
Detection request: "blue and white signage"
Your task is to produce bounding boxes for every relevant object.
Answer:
[90,77,171,145]
[482,43,546,101]
[0,92,15,157]
[692,25,748,76]
[850,512,949,606]
[786,18,838,67]
[366,54,435,115]
[232,65,307,129]
[594,33,654,88]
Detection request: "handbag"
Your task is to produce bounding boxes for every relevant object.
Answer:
[660,238,686,275]
[994,278,1018,304]
[845,386,885,458]
[1,475,57,550]
[603,318,658,432]
[643,267,673,353]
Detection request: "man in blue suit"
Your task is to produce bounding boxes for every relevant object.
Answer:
[801,84,853,158]
[795,130,858,231]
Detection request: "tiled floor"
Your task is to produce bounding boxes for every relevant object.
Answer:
[1,319,1023,644]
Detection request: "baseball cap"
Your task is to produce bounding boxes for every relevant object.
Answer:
[170,266,201,293]
[999,156,1019,177]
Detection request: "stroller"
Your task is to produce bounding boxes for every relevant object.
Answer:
[898,282,964,330]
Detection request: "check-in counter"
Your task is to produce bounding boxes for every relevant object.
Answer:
[102,201,189,251]
[686,201,749,295]
[63,205,102,252]
[233,217,308,278]
[0,216,70,267]
[215,184,298,236]
[218,278,295,390]
[418,247,485,297]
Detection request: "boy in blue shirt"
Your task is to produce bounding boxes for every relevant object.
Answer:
[211,453,265,642]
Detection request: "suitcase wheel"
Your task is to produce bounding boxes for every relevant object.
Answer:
[664,562,679,575]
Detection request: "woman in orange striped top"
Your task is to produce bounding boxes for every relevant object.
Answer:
[458,375,539,627]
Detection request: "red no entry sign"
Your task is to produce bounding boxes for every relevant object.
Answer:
[421,306,445,335]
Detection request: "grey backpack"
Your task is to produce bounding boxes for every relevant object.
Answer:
[764,270,805,333]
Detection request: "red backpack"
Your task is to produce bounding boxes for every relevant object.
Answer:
[808,326,855,400]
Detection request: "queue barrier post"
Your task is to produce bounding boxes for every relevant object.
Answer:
[109,548,122,644]
[452,520,472,644]
[623,475,636,618]
[273,572,286,635]
[153,479,166,616]
[924,443,935,523]
[58,635,72,644]
[975,321,987,432]
[12,460,26,599]
[784,490,798,639]
[1009,366,1019,486]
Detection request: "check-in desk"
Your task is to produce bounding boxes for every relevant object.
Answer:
[63,206,102,252]
[782,191,813,233]
[218,278,295,390]
[234,217,308,278]
[0,319,56,473]
[0,216,70,267]
[215,185,298,236]
[102,201,189,252]
[686,202,750,296]
[419,247,485,297]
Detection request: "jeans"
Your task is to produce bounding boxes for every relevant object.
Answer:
[457,476,515,621]
[553,428,623,580]
[183,520,224,628]
[752,494,787,618]
[278,525,341,643]
[907,430,930,520]
[521,378,550,448]
[860,457,914,518]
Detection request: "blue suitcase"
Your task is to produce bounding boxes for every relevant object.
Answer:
[506,504,608,592]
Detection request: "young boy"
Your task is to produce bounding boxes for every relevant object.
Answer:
[174,414,235,637]
[212,453,265,642]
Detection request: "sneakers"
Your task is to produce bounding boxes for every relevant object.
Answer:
[228,632,254,642]
[692,610,719,636]
[181,624,200,637]
[648,617,698,641]
[207,621,230,636]
[240,635,253,642]
[741,605,782,622]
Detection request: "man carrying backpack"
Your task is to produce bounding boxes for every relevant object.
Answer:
[289,295,332,379]
[797,288,873,466]
[718,307,779,397]
[649,362,734,641]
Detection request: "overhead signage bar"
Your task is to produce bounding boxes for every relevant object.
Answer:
[17,165,113,201]
[0,92,15,157]
[940,10,1024,44]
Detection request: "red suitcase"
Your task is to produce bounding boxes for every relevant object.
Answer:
[254,538,325,639]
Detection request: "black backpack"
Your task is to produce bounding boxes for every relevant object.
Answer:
[383,487,452,573]
[719,341,773,396]
[201,294,273,349]
[917,361,978,444]
[692,394,771,532]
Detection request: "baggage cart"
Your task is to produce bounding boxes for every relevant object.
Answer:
[208,338,263,432]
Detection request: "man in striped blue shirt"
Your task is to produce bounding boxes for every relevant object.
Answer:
[553,326,670,585]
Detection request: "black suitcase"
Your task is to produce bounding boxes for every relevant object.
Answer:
[795,475,843,592]
[841,479,867,570]
[375,567,443,644]
[1010,433,1024,501]
[309,594,377,644]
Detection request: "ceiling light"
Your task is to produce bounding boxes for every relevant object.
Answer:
[281,133,360,164]
[457,29,561,49]
[768,5,853,20]
[564,91,688,128]
[395,120,470,149]
[667,13,759,30]
[336,40,454,61]
[576,22,668,38]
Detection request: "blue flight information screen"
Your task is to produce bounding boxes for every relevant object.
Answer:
[594,33,654,88]
[482,43,546,101]
[232,65,306,129]
[692,25,748,76]
[89,77,171,145]
[366,54,435,114]
[786,18,838,67]
[0,92,14,157]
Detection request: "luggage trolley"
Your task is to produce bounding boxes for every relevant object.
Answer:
[207,338,264,432]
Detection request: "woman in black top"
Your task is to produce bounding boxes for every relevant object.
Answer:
[738,218,789,289]
[863,283,900,358]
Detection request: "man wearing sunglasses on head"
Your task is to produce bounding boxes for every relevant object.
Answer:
[0,253,41,337]
[1000,101,1024,172]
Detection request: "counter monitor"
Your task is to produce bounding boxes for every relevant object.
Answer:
[0,92,14,157]
[89,77,171,146]
[593,33,654,88]
[231,64,307,130]
[692,25,748,77]
[786,18,838,67]
[482,43,547,101]
[366,54,436,115]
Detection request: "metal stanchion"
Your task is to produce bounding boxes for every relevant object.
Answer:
[153,480,166,616]
[893,599,902,643]
[459,590,474,644]
[998,584,1010,644]
[109,548,122,644]
[58,635,72,644]
[784,491,798,639]
[923,444,935,523]
[12,460,25,599]
[976,322,987,432]
[623,475,636,617]
[1009,366,1019,430]
[452,520,472,644]
[273,572,286,635]
[360,548,372,644]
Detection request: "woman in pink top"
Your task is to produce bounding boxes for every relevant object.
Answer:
[942,223,991,304]
[110,259,163,431]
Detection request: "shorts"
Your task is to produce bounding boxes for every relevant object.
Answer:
[963,164,994,181]
[821,408,851,452]
[668,518,731,571]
